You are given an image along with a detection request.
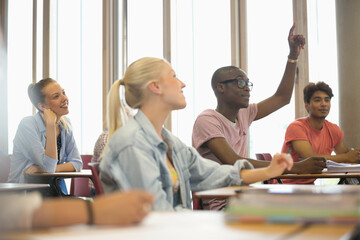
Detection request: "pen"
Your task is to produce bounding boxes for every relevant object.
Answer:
[286,148,291,163]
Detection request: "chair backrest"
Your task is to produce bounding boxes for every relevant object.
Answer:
[255,153,278,184]
[0,155,11,183]
[88,162,104,196]
[192,191,202,210]
[255,153,272,161]
[70,155,93,197]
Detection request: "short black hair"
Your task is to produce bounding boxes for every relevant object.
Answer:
[303,81,334,103]
[211,66,239,92]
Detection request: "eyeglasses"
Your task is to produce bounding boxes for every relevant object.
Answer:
[219,78,253,91]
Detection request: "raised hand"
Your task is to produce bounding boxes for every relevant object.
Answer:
[288,22,306,60]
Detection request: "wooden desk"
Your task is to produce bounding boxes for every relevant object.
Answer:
[194,186,249,199]
[277,171,360,179]
[273,171,360,184]
[28,169,92,178]
[26,170,92,196]
[227,222,355,240]
[0,183,49,192]
[193,184,360,199]
[290,224,356,240]
[0,212,354,240]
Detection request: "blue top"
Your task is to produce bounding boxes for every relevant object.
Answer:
[100,110,253,211]
[8,113,82,184]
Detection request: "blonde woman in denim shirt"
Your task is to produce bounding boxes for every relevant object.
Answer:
[100,57,293,210]
[8,78,82,194]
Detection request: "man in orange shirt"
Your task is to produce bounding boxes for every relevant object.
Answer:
[282,81,360,184]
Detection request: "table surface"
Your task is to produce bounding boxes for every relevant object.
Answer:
[275,171,360,179]
[0,212,354,240]
[193,184,360,199]
[0,183,50,192]
[26,169,93,196]
[28,169,92,178]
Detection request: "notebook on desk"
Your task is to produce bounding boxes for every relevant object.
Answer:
[325,160,360,173]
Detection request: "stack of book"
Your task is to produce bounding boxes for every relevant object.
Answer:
[326,160,360,173]
[225,185,360,224]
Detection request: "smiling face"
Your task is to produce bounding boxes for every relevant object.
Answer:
[305,90,331,119]
[158,62,187,110]
[41,82,69,118]
[218,68,251,109]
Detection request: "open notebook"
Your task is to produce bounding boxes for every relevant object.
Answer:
[326,160,360,173]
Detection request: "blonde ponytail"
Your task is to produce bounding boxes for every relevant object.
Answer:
[107,79,129,140]
[106,57,166,140]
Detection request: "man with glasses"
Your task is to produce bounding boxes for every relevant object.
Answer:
[192,23,326,210]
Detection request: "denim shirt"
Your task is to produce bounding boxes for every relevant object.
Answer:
[8,113,82,183]
[100,110,253,211]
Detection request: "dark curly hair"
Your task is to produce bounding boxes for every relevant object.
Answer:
[303,81,334,104]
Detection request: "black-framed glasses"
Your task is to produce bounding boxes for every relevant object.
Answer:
[219,78,253,91]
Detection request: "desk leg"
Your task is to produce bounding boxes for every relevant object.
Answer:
[338,178,360,185]
[338,178,347,184]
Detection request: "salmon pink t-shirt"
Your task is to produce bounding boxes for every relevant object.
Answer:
[192,104,258,165]
[281,117,344,184]
[192,104,257,210]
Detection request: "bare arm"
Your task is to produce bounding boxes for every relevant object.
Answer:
[42,109,58,160]
[240,153,293,184]
[206,137,269,167]
[206,137,326,173]
[55,162,76,172]
[334,140,349,154]
[32,191,153,228]
[255,22,305,120]
[291,140,360,163]
[286,157,326,174]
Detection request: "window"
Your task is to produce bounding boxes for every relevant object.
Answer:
[3,1,339,157]
[51,0,102,154]
[171,0,231,145]
[307,0,338,124]
[127,0,163,63]
[7,0,33,153]
[7,0,102,154]
[247,0,293,157]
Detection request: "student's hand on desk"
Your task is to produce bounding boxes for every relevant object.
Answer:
[24,165,45,174]
[291,157,326,174]
[346,149,360,163]
[93,190,153,226]
[268,153,293,176]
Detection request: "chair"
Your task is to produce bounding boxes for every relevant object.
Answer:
[192,191,202,210]
[88,162,104,196]
[70,155,93,197]
[0,155,11,183]
[255,153,272,161]
[255,153,282,184]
